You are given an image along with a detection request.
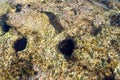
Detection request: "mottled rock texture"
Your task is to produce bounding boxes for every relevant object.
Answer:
[0,0,120,80]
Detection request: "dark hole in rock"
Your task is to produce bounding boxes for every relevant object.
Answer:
[58,38,75,57]
[41,11,64,33]
[2,22,11,33]
[0,14,11,35]
[110,14,120,26]
[91,27,102,36]
[14,37,27,51]
[15,4,22,12]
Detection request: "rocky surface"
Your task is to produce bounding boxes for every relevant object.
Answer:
[0,0,120,80]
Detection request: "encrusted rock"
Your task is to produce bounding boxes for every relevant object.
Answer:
[0,0,120,80]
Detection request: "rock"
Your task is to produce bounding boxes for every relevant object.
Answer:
[0,0,120,80]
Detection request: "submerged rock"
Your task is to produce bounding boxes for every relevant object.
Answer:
[0,0,120,80]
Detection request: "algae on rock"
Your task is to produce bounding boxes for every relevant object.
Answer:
[0,0,120,80]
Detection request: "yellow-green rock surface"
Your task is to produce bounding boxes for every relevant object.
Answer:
[0,0,120,80]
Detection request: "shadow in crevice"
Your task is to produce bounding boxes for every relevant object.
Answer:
[41,11,64,33]
[0,14,11,35]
